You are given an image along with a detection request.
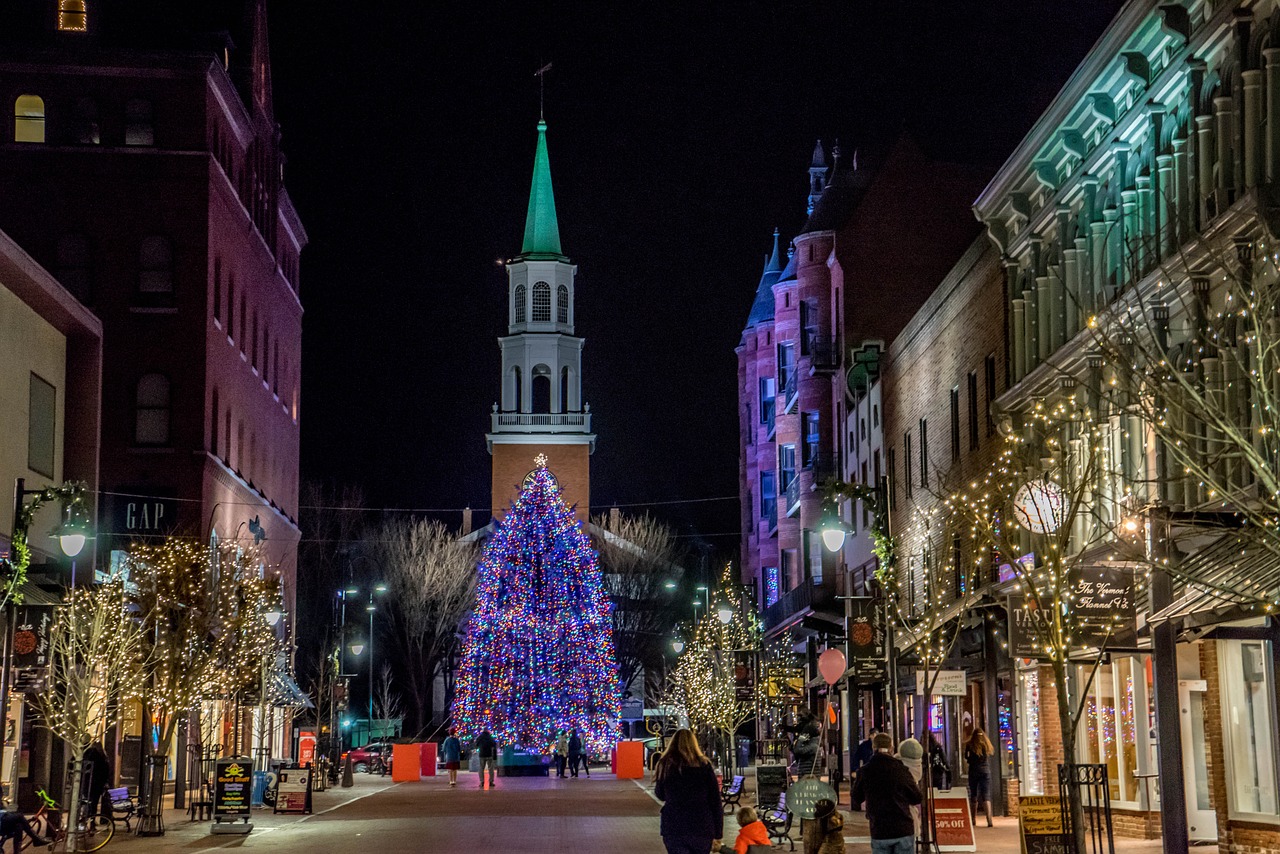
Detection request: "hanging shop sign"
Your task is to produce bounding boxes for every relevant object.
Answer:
[915,669,967,696]
[11,604,54,669]
[1008,596,1056,659]
[733,651,757,702]
[104,492,181,539]
[1019,795,1069,854]
[787,778,838,819]
[1012,480,1069,534]
[1070,566,1135,628]
[847,597,886,680]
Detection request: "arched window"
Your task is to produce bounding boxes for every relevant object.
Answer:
[55,234,92,302]
[532,282,551,322]
[14,95,45,143]
[125,98,153,146]
[138,236,173,293]
[513,284,526,323]
[135,374,170,445]
[58,0,87,31]
[557,285,569,323]
[532,367,551,413]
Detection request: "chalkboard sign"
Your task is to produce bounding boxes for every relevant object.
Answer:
[213,757,252,820]
[1019,795,1068,854]
[756,764,788,809]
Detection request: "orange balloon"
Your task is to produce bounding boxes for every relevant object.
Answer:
[827,705,837,724]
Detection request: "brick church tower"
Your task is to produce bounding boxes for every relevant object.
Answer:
[487,119,594,520]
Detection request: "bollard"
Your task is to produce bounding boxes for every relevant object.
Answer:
[341,755,354,788]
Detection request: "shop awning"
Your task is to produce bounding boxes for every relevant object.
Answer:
[893,591,985,652]
[264,653,313,708]
[1148,533,1280,629]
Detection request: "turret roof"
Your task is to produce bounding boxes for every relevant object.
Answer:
[745,229,785,326]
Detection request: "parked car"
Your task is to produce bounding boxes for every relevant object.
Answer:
[344,740,394,773]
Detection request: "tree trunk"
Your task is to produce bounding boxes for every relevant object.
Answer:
[1051,658,1086,854]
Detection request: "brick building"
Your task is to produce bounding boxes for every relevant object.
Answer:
[0,0,306,777]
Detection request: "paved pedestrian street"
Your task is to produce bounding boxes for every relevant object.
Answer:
[106,771,667,854]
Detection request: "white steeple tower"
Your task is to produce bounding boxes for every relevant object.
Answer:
[488,119,594,520]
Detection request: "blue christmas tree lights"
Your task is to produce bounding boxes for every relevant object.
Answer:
[452,461,621,755]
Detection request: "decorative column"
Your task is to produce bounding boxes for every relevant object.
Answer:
[1265,48,1280,181]
[1023,284,1039,373]
[1243,69,1263,188]
[1196,114,1215,223]
[1214,96,1236,202]
[1104,206,1122,301]
[1090,218,1107,308]
[1156,154,1175,258]
[1063,246,1080,340]
[1120,189,1138,290]
[1136,174,1153,275]
[1012,298,1027,381]
[1036,274,1051,361]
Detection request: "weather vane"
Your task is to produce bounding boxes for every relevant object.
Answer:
[535,62,552,120]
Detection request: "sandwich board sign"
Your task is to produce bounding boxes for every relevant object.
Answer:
[931,794,976,851]
[1019,795,1069,854]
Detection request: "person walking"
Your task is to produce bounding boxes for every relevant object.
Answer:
[554,731,569,778]
[924,731,950,791]
[963,728,995,827]
[894,738,924,836]
[441,729,462,788]
[849,727,878,810]
[851,732,922,854]
[654,729,723,854]
[568,729,589,777]
[803,798,845,854]
[474,730,498,788]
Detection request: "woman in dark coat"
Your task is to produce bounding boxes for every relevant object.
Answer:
[654,729,724,854]
[783,707,821,775]
[924,731,950,791]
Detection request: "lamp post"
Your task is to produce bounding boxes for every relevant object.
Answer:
[348,583,387,744]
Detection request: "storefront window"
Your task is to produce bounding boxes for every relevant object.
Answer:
[998,677,1015,779]
[1076,656,1152,808]
[1220,640,1279,817]
[1018,668,1043,795]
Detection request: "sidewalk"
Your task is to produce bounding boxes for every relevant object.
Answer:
[104,772,398,853]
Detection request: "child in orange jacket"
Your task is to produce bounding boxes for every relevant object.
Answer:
[720,806,773,853]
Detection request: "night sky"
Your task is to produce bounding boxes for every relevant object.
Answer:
[269,1,1121,557]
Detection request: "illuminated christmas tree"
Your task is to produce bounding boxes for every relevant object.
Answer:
[451,457,620,754]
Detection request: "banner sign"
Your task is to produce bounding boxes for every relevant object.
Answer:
[11,605,55,669]
[273,767,311,814]
[1019,795,1069,854]
[213,757,252,820]
[298,731,317,767]
[916,669,967,696]
[932,795,976,851]
[733,651,757,701]
[847,597,886,680]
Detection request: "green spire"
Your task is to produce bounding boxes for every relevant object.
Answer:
[520,120,565,259]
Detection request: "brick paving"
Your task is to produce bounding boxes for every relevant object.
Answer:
[94,769,1169,854]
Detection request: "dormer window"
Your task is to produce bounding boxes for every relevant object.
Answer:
[58,0,87,32]
[532,282,551,322]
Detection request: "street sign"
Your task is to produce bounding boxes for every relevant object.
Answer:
[1019,795,1069,854]
[915,669,967,696]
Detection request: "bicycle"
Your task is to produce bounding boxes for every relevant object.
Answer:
[17,788,114,852]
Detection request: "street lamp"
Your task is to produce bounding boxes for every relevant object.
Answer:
[664,580,676,590]
[671,639,685,654]
[696,585,710,611]
[819,505,850,553]
[692,598,703,622]
[715,604,734,625]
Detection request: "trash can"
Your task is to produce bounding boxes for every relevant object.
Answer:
[736,737,751,769]
[251,770,269,807]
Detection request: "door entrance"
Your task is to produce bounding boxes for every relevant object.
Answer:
[1178,679,1218,840]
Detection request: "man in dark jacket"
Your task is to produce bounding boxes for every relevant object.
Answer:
[475,730,498,788]
[848,727,878,811]
[567,730,589,778]
[850,733,921,854]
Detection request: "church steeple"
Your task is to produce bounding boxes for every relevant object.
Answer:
[520,120,565,260]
